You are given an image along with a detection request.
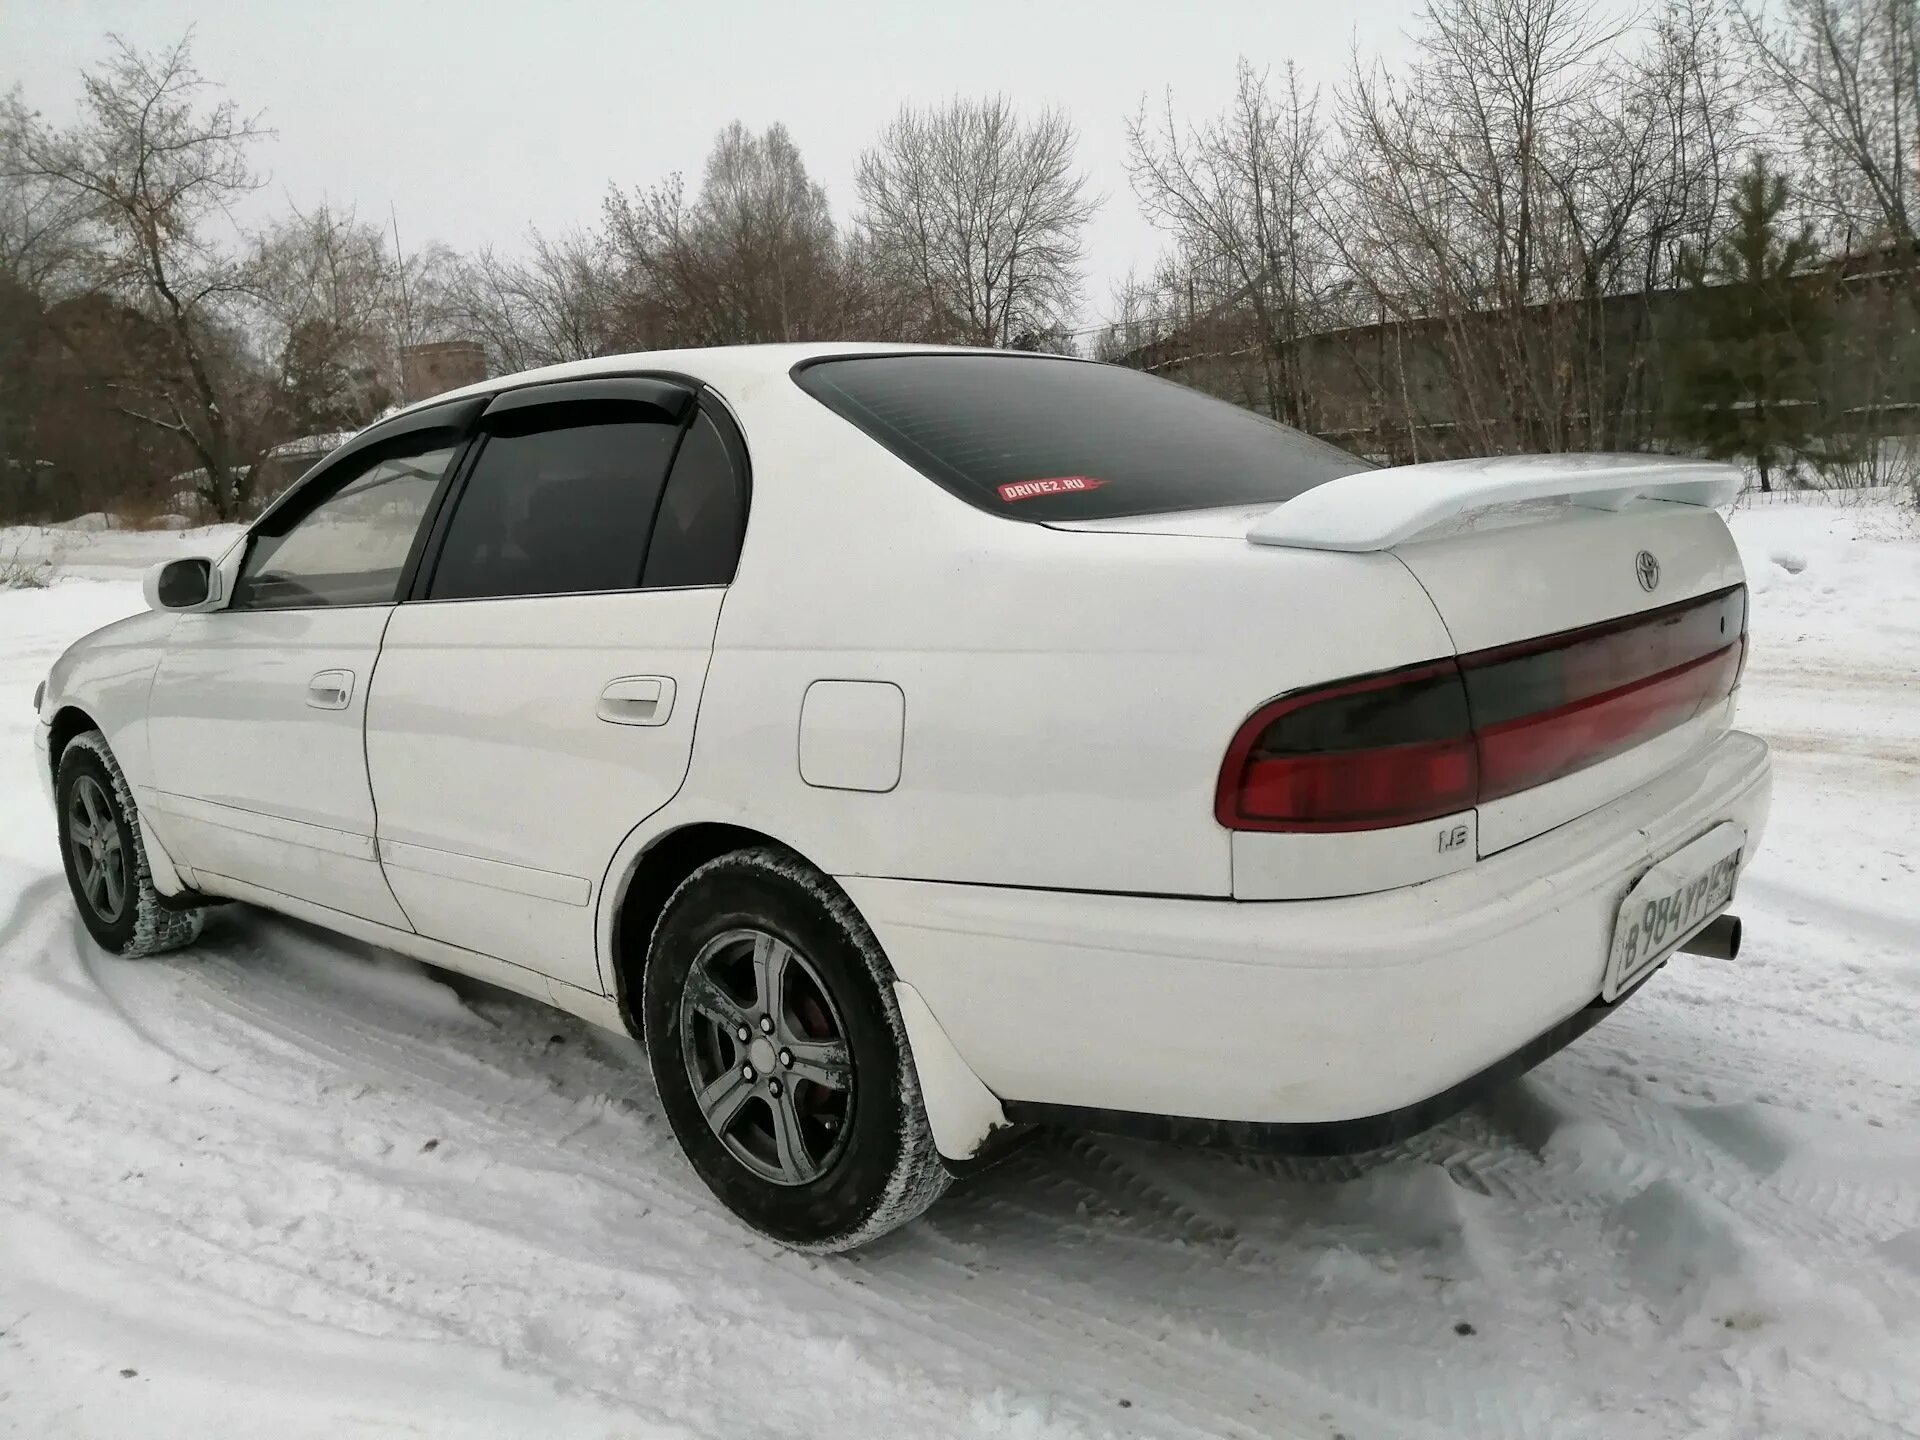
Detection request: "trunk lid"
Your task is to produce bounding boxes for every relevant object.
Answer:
[1384,498,1745,853]
[1053,455,1748,859]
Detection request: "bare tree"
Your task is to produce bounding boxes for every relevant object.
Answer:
[1,91,101,507]
[603,122,871,346]
[855,96,1099,347]
[1126,61,1333,424]
[1526,0,1754,446]
[247,203,401,432]
[1628,1,1751,295]
[440,227,615,374]
[1,33,272,518]
[1735,0,1919,247]
[1325,0,1751,455]
[0,91,100,301]
[1092,267,1177,365]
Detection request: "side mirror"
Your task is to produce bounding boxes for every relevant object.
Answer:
[144,557,220,611]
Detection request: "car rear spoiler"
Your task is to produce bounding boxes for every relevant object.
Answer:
[1247,454,1744,553]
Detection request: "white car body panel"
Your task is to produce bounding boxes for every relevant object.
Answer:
[201,865,620,1023]
[43,610,172,791]
[845,729,1770,1123]
[35,608,196,898]
[1228,808,1478,900]
[661,364,1454,896]
[1386,500,1744,651]
[690,527,1453,896]
[147,607,412,929]
[365,588,724,994]
[1246,452,1741,551]
[34,342,1774,1163]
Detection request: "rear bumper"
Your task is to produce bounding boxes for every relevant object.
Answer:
[1001,983,1636,1153]
[844,729,1771,1134]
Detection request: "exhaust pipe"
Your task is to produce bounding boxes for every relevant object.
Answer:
[1681,913,1742,960]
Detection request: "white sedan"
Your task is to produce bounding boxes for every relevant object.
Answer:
[32,343,1771,1250]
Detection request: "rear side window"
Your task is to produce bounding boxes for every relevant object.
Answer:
[794,354,1372,521]
[642,410,746,588]
[428,403,679,601]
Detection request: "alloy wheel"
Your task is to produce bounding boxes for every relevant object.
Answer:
[67,774,127,925]
[678,927,855,1186]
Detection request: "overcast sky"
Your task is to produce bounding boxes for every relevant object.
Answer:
[11,0,1418,331]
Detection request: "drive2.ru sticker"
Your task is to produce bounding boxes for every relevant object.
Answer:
[997,476,1106,502]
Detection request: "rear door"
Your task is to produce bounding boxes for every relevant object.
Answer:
[364,377,750,993]
[146,408,476,924]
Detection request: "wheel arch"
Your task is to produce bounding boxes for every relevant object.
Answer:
[600,819,1011,1163]
[604,821,808,1032]
[49,718,203,916]
[46,704,99,782]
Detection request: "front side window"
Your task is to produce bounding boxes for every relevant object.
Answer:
[427,403,681,601]
[794,353,1372,522]
[233,444,454,610]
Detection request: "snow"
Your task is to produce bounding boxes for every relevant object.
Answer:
[3,504,1919,1439]
[1,522,244,586]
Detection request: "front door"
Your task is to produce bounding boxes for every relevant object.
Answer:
[146,430,466,926]
[365,381,749,993]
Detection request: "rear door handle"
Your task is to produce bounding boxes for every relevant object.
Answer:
[306,669,354,710]
[598,675,675,726]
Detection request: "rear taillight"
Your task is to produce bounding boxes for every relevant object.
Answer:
[1217,586,1747,833]
[1215,662,1479,832]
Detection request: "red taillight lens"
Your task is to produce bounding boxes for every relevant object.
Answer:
[1472,641,1741,800]
[1218,586,1747,833]
[1232,738,1480,830]
[1464,586,1745,800]
[1215,661,1480,831]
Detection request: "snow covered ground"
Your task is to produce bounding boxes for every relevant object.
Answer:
[1,505,1917,1440]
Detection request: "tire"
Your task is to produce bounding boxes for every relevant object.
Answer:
[642,847,950,1251]
[55,731,206,957]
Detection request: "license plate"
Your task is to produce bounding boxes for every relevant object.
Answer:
[1603,822,1745,1001]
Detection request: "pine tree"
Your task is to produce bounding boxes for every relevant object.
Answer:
[1666,156,1832,492]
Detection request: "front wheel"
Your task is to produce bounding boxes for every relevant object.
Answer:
[55,731,205,957]
[642,848,949,1251]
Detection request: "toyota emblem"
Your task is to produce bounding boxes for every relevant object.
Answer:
[1635,550,1660,592]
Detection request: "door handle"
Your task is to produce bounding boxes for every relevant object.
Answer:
[598,675,675,726]
[306,669,354,710]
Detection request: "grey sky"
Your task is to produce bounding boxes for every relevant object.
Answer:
[10,0,1417,331]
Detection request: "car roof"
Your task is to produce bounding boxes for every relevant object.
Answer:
[388,341,1082,422]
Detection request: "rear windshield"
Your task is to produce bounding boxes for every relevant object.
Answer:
[794,353,1372,521]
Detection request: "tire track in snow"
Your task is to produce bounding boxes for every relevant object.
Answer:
[9,882,1586,1439]
[947,1132,1625,1440]
[94,911,1565,1437]
[6,872,1917,1439]
[1741,873,1920,955]
[1,885,1338,1438]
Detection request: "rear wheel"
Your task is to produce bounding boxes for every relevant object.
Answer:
[55,731,205,957]
[642,848,949,1250]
